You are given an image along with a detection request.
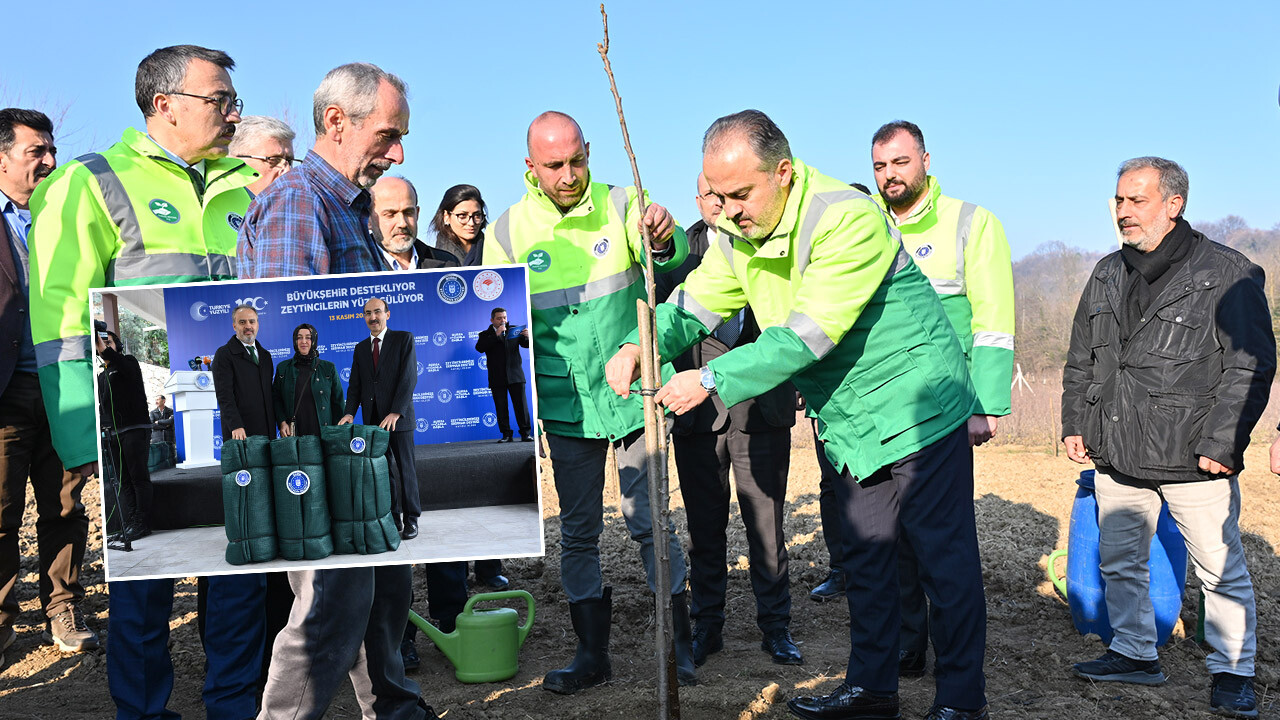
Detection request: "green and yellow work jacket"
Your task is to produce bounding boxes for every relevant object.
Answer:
[645,159,975,480]
[29,127,256,467]
[485,172,688,440]
[874,177,1014,416]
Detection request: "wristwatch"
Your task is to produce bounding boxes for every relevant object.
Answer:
[699,366,717,395]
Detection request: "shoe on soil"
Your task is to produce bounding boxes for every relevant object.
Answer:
[1210,672,1258,718]
[899,649,926,678]
[786,682,900,720]
[1071,649,1165,685]
[43,605,100,652]
[691,623,723,667]
[809,568,847,602]
[400,638,420,672]
[924,704,990,720]
[761,627,803,665]
[544,588,612,694]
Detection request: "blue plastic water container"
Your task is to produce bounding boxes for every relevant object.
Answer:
[1063,469,1188,646]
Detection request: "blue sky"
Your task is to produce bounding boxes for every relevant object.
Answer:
[4,1,1278,258]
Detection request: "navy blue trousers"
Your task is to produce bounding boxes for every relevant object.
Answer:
[107,575,266,720]
[834,424,987,710]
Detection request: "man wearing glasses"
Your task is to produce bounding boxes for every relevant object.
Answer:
[28,45,265,720]
[230,115,298,198]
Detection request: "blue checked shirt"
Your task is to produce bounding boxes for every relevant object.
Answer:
[237,152,385,279]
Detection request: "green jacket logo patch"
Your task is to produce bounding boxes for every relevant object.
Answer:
[527,248,551,273]
[148,199,181,224]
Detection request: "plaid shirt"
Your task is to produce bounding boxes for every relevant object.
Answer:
[237,151,384,279]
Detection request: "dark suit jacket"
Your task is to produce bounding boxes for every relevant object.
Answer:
[654,220,796,435]
[344,328,417,425]
[0,214,24,394]
[474,325,529,388]
[212,335,277,440]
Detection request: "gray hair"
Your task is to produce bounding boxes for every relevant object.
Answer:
[1118,156,1189,216]
[312,63,407,135]
[702,109,791,171]
[228,115,296,155]
[135,45,235,117]
[232,303,259,317]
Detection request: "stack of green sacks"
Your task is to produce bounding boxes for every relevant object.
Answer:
[321,424,401,555]
[221,436,278,565]
[269,435,334,560]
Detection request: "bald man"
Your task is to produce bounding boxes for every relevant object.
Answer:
[484,111,695,692]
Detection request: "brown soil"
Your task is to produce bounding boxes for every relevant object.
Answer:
[2,425,1278,719]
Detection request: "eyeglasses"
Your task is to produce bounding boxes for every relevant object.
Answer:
[450,211,486,225]
[237,154,300,168]
[170,91,243,117]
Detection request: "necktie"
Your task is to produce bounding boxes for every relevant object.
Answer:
[372,337,380,369]
[714,311,743,347]
[248,345,258,365]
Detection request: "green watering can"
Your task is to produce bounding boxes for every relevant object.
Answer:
[409,590,535,683]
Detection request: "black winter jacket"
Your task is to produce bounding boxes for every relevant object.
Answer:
[1061,231,1275,481]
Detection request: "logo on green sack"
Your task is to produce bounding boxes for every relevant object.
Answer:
[148,199,181,224]
[286,470,310,495]
[526,249,551,273]
[234,470,251,487]
[350,437,366,453]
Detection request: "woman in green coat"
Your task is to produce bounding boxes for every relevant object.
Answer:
[273,323,345,437]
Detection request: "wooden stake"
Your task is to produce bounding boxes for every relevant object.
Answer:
[598,5,679,718]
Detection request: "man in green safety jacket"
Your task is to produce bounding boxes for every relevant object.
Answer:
[483,111,696,693]
[869,120,1014,680]
[607,110,989,720]
[27,45,265,720]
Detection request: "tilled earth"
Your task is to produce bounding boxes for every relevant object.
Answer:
[2,424,1278,719]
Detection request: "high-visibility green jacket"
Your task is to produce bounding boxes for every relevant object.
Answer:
[646,159,975,480]
[28,127,256,467]
[874,177,1014,416]
[485,171,688,440]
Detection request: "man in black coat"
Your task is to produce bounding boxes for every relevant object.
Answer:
[149,395,175,466]
[653,173,800,668]
[370,176,461,271]
[1062,157,1273,717]
[341,296,420,539]
[212,304,276,441]
[475,307,531,442]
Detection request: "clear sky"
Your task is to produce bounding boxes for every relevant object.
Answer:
[4,0,1278,258]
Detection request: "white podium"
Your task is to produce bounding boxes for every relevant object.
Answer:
[165,371,219,469]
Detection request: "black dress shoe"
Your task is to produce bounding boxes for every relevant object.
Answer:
[477,574,510,591]
[401,518,419,540]
[394,515,403,532]
[691,623,723,667]
[761,627,803,665]
[786,682,899,719]
[400,638,420,672]
[809,568,847,602]
[521,434,533,442]
[498,435,513,443]
[923,704,989,720]
[898,649,926,678]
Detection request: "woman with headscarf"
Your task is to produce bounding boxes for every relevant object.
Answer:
[272,323,344,437]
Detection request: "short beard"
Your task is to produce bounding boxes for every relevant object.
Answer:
[882,175,927,212]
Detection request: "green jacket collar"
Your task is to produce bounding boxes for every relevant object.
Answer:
[522,169,600,219]
[120,127,256,189]
[714,156,810,259]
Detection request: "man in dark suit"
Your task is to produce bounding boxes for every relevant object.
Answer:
[371,176,461,271]
[654,172,800,668]
[341,296,420,539]
[212,304,276,441]
[0,107,98,660]
[475,307,532,443]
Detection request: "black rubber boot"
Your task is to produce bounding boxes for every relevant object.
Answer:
[672,592,697,686]
[544,587,613,694]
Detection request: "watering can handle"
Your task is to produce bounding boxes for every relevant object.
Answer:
[1046,549,1068,598]
[464,590,536,647]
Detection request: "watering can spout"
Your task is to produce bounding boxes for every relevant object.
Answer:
[410,610,460,665]
[411,590,536,683]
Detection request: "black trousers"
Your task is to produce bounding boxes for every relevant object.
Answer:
[813,419,847,569]
[490,382,531,437]
[675,423,791,632]
[106,427,153,531]
[386,429,419,519]
[835,424,986,710]
[0,372,89,624]
[405,561,468,640]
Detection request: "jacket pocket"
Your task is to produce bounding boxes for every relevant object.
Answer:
[1082,382,1108,464]
[533,355,584,424]
[1137,388,1211,472]
[1088,304,1115,351]
[845,347,943,443]
[1147,306,1214,361]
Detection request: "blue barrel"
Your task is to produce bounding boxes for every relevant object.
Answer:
[1063,470,1188,646]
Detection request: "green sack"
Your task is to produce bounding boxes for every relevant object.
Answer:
[269,435,333,561]
[221,436,278,565]
[321,424,401,555]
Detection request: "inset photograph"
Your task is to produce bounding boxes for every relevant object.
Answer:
[92,266,541,580]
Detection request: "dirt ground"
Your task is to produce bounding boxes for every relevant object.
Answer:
[2,424,1278,719]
